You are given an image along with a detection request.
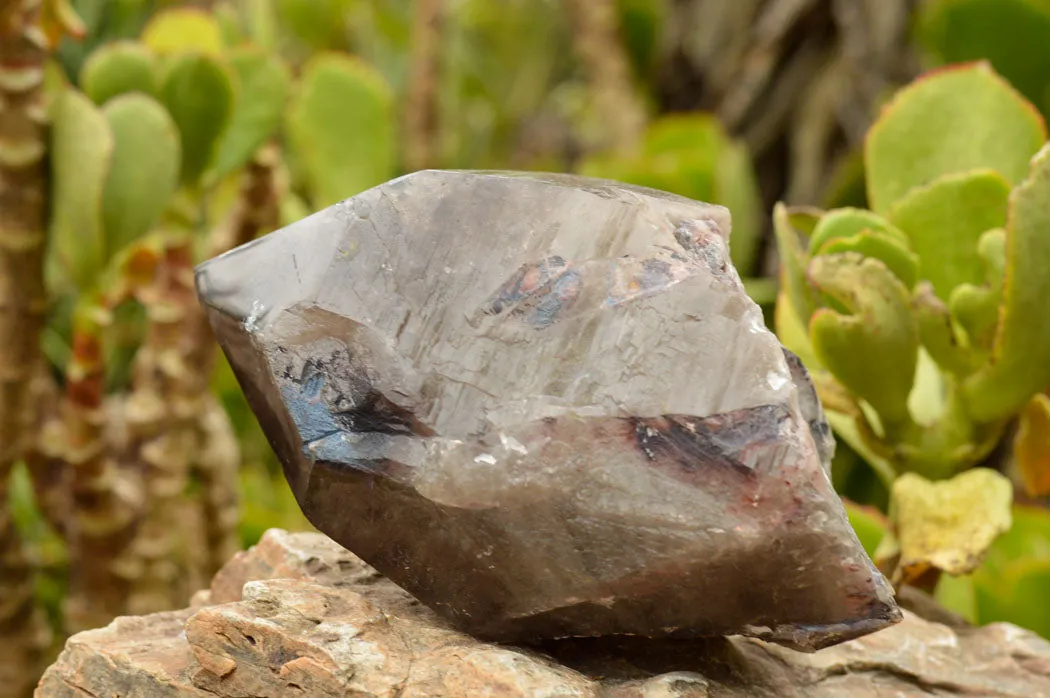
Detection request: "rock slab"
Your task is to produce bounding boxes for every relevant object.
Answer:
[37,529,1050,697]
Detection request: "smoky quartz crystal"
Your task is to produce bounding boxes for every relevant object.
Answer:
[196,170,900,651]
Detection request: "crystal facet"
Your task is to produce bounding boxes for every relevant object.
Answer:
[196,171,900,650]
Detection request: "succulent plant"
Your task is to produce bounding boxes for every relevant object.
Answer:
[774,61,1050,634]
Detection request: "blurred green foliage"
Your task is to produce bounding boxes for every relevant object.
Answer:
[774,61,1050,638]
[7,0,1050,652]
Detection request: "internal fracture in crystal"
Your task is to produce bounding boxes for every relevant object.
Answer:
[196,170,900,651]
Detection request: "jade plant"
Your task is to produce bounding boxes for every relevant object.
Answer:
[774,61,1050,635]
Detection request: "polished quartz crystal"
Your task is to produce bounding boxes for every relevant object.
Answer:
[195,171,900,650]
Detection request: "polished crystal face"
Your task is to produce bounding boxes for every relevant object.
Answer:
[195,170,900,650]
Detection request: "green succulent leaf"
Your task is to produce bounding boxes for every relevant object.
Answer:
[808,253,918,429]
[616,0,665,78]
[773,289,820,371]
[965,144,1050,422]
[844,500,889,558]
[714,138,762,274]
[975,559,1050,638]
[817,230,919,290]
[949,227,1007,352]
[286,52,395,208]
[889,169,1010,300]
[276,0,350,49]
[207,48,291,183]
[808,207,907,254]
[773,203,820,327]
[159,52,235,185]
[865,62,1046,214]
[79,40,157,105]
[912,282,974,376]
[917,0,1050,120]
[100,93,180,256]
[48,88,113,292]
[141,7,223,57]
[969,505,1050,637]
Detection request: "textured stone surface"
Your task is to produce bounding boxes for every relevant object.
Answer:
[38,530,1050,697]
[195,170,896,648]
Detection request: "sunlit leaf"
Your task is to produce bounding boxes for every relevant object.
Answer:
[917,0,1050,119]
[808,253,918,429]
[159,52,235,184]
[808,207,906,254]
[965,144,1050,421]
[817,230,919,290]
[207,48,291,183]
[48,88,113,292]
[844,500,888,558]
[286,52,395,208]
[891,468,1012,584]
[141,7,224,57]
[772,204,820,327]
[865,62,1045,213]
[100,93,181,255]
[79,41,157,105]
[889,169,1011,300]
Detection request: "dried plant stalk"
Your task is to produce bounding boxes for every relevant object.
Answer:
[0,0,52,692]
[562,0,647,154]
[404,0,445,171]
[123,239,218,613]
[59,311,144,632]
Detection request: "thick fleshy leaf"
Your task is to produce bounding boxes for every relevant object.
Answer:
[616,0,665,77]
[891,469,1012,584]
[917,0,1050,119]
[949,505,1050,632]
[965,144,1050,422]
[714,138,762,274]
[808,207,906,254]
[1015,393,1050,497]
[100,94,181,255]
[913,282,975,376]
[934,573,978,623]
[772,203,819,326]
[865,62,1046,214]
[276,0,349,48]
[48,88,113,292]
[141,7,223,57]
[808,253,918,428]
[79,40,157,105]
[844,500,888,558]
[207,48,291,183]
[159,53,235,184]
[889,169,1010,299]
[817,230,919,290]
[286,53,395,208]
[949,228,1006,353]
[975,559,1050,638]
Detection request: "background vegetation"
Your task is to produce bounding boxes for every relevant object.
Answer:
[2,0,1049,695]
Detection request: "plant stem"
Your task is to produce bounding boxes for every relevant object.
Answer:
[0,0,52,691]
[562,0,646,154]
[404,0,444,171]
[61,309,143,632]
